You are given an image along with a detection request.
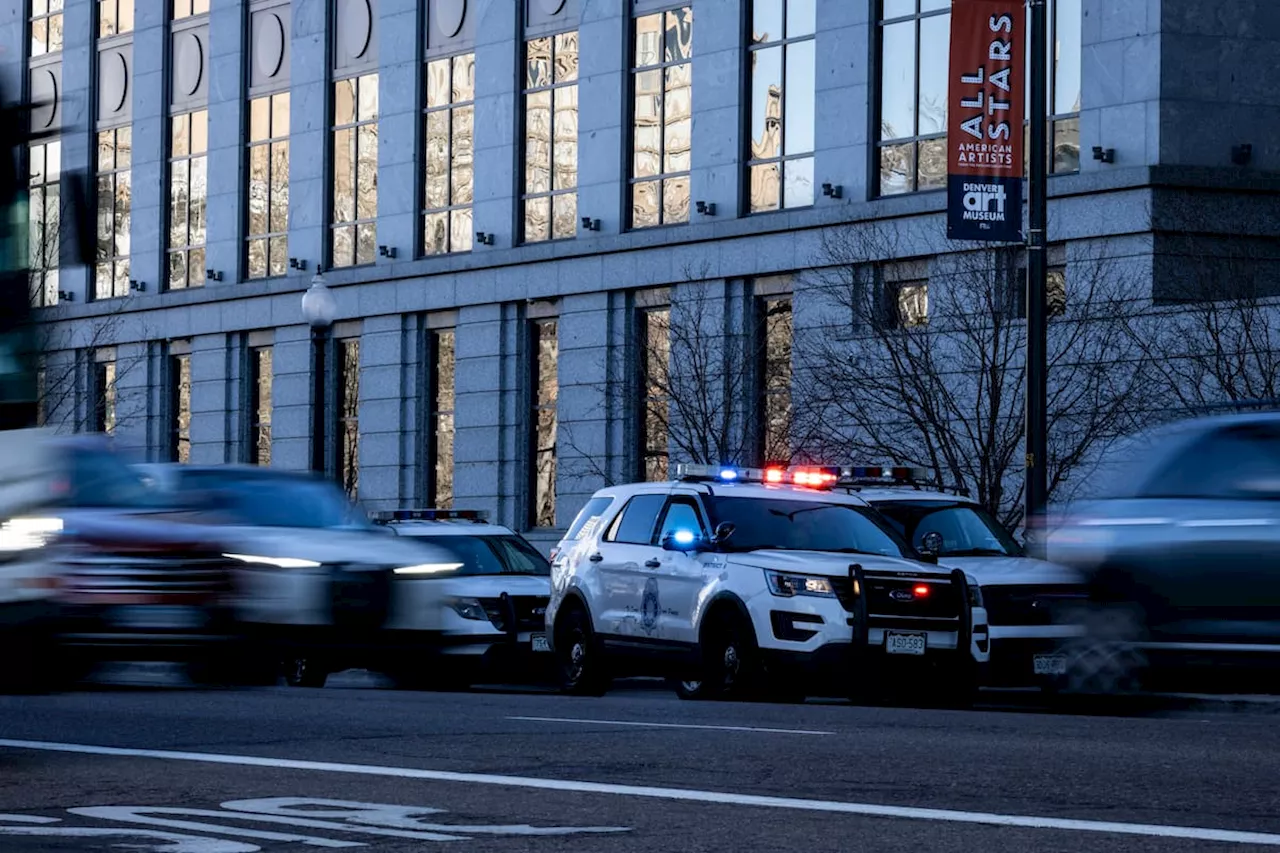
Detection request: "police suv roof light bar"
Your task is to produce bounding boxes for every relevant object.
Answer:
[372,509,491,524]
[674,463,931,490]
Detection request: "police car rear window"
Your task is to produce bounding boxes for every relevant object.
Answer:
[564,496,614,542]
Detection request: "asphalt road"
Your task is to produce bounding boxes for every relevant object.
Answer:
[1,675,1279,852]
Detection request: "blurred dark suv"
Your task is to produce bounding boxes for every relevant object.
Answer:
[1047,414,1280,693]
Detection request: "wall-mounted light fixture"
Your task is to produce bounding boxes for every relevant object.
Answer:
[57,290,74,302]
[1092,146,1116,164]
[129,279,146,292]
[289,257,308,271]
[580,216,601,231]
[205,270,223,283]
[822,182,844,199]
[695,200,716,216]
[475,231,495,246]
[378,245,398,259]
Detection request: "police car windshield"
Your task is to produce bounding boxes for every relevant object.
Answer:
[704,497,910,557]
[176,471,372,530]
[426,535,551,576]
[873,501,1022,558]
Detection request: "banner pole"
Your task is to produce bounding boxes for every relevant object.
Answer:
[1025,0,1050,537]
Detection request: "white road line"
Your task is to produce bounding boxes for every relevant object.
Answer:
[1,738,1278,846]
[508,716,834,736]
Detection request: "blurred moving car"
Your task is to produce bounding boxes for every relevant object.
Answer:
[372,509,553,687]
[140,465,488,689]
[1047,414,1280,694]
[859,474,1088,689]
[1,435,256,687]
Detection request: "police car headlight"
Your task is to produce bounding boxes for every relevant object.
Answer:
[765,570,836,599]
[448,597,488,621]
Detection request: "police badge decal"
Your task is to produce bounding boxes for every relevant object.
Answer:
[641,577,660,634]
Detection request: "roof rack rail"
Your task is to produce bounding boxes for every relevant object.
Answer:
[372,508,490,524]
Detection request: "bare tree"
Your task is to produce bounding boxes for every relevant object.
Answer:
[562,269,801,489]
[36,298,150,436]
[793,223,1155,528]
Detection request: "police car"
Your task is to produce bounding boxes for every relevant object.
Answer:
[371,509,553,687]
[855,476,1089,689]
[546,464,989,703]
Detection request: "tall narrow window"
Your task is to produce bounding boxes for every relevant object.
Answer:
[30,0,65,56]
[530,319,558,528]
[92,354,117,434]
[876,0,949,196]
[758,297,792,464]
[639,306,671,482]
[172,0,208,18]
[95,126,131,300]
[247,93,290,279]
[427,329,455,508]
[249,347,273,465]
[1046,0,1081,173]
[29,140,61,307]
[522,33,578,243]
[336,339,360,497]
[748,1,815,212]
[423,54,475,255]
[167,110,208,290]
[630,7,692,229]
[98,0,133,37]
[168,353,191,462]
[331,74,378,269]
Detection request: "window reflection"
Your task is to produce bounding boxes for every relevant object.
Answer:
[94,126,131,300]
[172,0,208,19]
[332,75,378,269]
[247,93,290,279]
[631,8,692,229]
[756,294,793,464]
[429,329,455,508]
[530,319,557,528]
[337,338,360,498]
[167,110,208,291]
[423,54,475,255]
[748,2,815,213]
[28,140,61,307]
[249,347,273,466]
[639,306,670,482]
[169,353,191,463]
[98,0,132,37]
[92,356,116,434]
[523,32,578,243]
[30,0,64,55]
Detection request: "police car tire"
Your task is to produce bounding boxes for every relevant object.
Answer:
[556,605,608,696]
[679,610,760,701]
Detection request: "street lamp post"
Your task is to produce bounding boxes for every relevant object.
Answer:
[301,271,337,475]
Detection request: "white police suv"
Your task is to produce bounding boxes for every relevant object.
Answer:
[854,471,1088,689]
[373,509,553,688]
[546,464,989,703]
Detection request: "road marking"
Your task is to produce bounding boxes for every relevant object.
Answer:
[509,716,834,736]
[3,738,1280,846]
[0,822,260,853]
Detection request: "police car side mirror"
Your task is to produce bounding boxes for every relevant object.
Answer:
[711,522,736,546]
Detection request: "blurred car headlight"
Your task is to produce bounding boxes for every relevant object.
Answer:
[448,597,488,620]
[0,517,63,552]
[765,569,837,599]
[393,562,464,576]
[224,554,322,569]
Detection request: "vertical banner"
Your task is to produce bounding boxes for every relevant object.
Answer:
[947,0,1025,242]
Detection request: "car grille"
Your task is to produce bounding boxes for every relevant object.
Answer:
[481,595,549,633]
[58,551,234,604]
[330,565,392,630]
[831,572,963,621]
[981,584,1088,626]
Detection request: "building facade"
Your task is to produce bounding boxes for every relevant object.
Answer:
[4,0,1279,546]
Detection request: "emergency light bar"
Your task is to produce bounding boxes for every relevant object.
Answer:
[372,508,490,524]
[675,463,931,490]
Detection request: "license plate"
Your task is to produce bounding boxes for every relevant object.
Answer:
[531,633,551,653]
[885,631,927,656]
[1033,654,1068,676]
[111,606,205,630]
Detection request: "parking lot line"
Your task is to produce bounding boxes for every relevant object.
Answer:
[2,738,1279,846]
[508,715,834,736]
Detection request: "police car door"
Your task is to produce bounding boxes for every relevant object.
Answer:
[594,492,669,639]
[653,493,711,645]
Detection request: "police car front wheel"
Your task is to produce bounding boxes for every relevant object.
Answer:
[555,604,608,696]
[675,611,762,701]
